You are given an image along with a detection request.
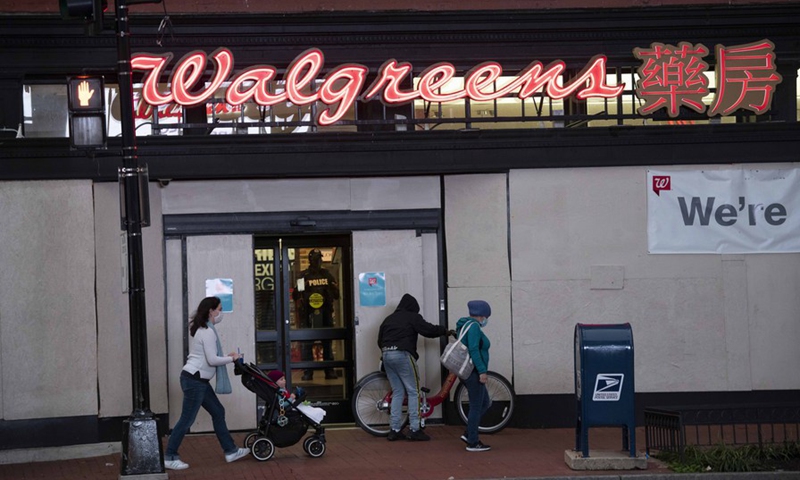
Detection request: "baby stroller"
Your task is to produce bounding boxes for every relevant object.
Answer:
[234,360,327,461]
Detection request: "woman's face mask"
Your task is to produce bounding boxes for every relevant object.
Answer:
[211,310,223,325]
[479,317,489,328]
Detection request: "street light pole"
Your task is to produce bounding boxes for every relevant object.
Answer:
[115,0,165,476]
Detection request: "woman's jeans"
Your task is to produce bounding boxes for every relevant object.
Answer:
[463,369,492,445]
[165,373,237,460]
[382,350,421,432]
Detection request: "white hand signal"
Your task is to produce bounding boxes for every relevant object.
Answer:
[77,80,95,107]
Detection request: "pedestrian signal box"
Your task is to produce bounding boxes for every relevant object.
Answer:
[67,76,106,149]
[68,77,104,112]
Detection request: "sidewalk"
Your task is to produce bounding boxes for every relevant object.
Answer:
[0,424,798,480]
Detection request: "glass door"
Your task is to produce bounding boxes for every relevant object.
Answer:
[253,235,353,423]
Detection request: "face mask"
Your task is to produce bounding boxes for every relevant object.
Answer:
[479,318,489,328]
[212,311,223,325]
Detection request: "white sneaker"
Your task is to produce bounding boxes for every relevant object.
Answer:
[164,459,189,470]
[225,447,250,463]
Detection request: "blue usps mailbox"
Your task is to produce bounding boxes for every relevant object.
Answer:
[574,323,635,457]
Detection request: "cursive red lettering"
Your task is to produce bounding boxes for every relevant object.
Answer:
[131,53,173,105]
[171,48,233,106]
[464,62,504,101]
[317,65,368,126]
[549,55,623,99]
[362,60,418,104]
[225,66,284,106]
[132,47,626,127]
[285,48,323,105]
[418,63,465,102]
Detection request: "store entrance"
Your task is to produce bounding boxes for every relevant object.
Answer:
[253,235,353,423]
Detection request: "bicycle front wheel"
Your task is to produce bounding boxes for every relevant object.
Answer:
[454,371,515,434]
[351,372,408,436]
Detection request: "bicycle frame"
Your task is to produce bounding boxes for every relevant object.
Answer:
[380,371,460,420]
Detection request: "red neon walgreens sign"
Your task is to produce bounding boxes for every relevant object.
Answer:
[131,47,623,127]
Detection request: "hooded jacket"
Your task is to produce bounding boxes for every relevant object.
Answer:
[377,293,447,360]
[456,316,490,374]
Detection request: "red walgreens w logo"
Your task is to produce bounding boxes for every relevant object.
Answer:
[652,176,671,196]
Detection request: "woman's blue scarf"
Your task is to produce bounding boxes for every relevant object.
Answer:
[208,323,232,395]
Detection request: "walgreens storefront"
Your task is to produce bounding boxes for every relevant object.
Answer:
[1,4,799,451]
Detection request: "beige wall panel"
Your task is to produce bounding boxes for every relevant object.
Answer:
[165,239,185,429]
[512,278,727,395]
[721,257,752,391]
[0,181,97,419]
[352,230,424,381]
[509,167,724,282]
[444,174,510,288]
[509,165,800,395]
[419,232,443,414]
[95,182,168,417]
[186,235,256,432]
[160,179,352,214]
[162,177,440,216]
[350,177,440,211]
[93,182,132,417]
[746,255,800,389]
[142,184,168,413]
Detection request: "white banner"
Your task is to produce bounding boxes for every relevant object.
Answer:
[647,168,800,254]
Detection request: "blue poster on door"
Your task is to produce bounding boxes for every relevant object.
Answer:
[358,272,386,307]
[206,278,234,312]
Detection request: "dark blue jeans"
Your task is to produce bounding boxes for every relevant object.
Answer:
[165,373,237,460]
[463,369,492,445]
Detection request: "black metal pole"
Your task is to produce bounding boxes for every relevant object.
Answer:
[116,0,165,476]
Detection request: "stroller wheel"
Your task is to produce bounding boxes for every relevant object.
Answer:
[306,437,325,458]
[244,432,259,449]
[251,437,275,462]
[302,436,314,453]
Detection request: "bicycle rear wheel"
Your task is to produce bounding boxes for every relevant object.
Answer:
[351,372,408,436]
[454,371,515,434]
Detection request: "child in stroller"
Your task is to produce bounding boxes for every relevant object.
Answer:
[235,361,327,461]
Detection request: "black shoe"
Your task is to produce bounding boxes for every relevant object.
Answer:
[466,441,491,452]
[324,369,338,379]
[387,430,406,441]
[460,434,469,444]
[407,429,430,441]
[301,370,313,381]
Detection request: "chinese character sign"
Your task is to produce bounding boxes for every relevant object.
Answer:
[709,40,782,116]
[633,39,781,118]
[633,42,710,117]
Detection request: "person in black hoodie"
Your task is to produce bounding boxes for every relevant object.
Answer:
[377,293,452,441]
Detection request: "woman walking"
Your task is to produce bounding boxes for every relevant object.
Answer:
[456,300,493,452]
[164,296,250,470]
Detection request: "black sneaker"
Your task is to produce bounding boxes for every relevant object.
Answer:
[460,434,469,444]
[407,429,431,441]
[466,441,491,452]
[387,430,406,441]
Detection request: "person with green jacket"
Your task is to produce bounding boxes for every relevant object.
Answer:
[455,300,493,452]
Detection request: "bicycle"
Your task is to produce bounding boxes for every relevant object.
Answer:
[352,367,515,436]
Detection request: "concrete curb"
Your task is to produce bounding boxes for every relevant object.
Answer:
[496,474,800,480]
[0,442,120,465]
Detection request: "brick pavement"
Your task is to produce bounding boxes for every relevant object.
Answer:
[0,424,683,479]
